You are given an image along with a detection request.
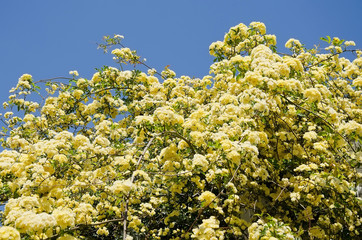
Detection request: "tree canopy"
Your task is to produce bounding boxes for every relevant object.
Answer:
[0,22,361,240]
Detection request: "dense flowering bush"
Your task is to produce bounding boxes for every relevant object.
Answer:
[0,22,361,239]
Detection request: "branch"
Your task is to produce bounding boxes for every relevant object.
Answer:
[46,218,124,240]
[99,41,164,79]
[181,160,243,238]
[163,130,197,154]
[283,96,356,153]
[146,170,192,177]
[274,113,310,160]
[123,133,159,240]
[34,76,72,84]
[305,49,361,70]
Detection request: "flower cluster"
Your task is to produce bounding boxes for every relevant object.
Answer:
[0,22,361,239]
[111,47,140,65]
[248,217,296,240]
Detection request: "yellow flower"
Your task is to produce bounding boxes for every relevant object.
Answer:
[244,71,262,86]
[284,56,304,72]
[198,191,217,205]
[309,226,325,238]
[294,164,311,172]
[0,226,20,240]
[69,70,79,76]
[304,88,322,103]
[57,234,79,240]
[303,131,318,142]
[15,211,57,234]
[110,179,134,195]
[290,192,300,202]
[352,76,362,86]
[135,115,154,125]
[192,154,209,172]
[192,216,221,239]
[313,141,328,152]
[190,131,205,147]
[250,22,266,35]
[154,107,184,125]
[72,134,90,149]
[53,208,75,229]
[91,72,101,84]
[226,150,241,164]
[73,89,83,99]
[345,41,356,46]
[96,227,109,236]
[76,78,87,87]
[285,38,302,48]
[338,120,362,136]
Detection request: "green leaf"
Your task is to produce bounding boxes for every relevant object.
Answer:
[327,36,331,44]
[320,36,331,44]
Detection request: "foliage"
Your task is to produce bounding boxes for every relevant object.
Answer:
[0,22,361,240]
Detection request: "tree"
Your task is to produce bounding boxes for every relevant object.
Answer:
[0,22,361,240]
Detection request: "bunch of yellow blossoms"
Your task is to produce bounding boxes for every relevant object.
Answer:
[0,22,361,239]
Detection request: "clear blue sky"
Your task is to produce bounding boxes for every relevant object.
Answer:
[1,0,362,106]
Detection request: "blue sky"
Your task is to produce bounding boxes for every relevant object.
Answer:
[1,0,362,107]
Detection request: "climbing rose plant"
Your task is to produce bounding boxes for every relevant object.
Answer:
[0,22,361,240]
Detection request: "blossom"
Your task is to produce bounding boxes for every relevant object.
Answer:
[134,115,154,125]
[154,107,184,125]
[114,34,124,39]
[190,131,205,147]
[72,134,90,149]
[15,74,32,90]
[69,70,79,76]
[303,131,318,142]
[111,47,139,64]
[73,203,97,225]
[313,141,328,152]
[0,21,361,240]
[285,38,302,48]
[352,76,362,87]
[290,192,300,202]
[53,208,76,229]
[0,226,20,240]
[309,226,326,239]
[304,88,322,102]
[57,234,79,240]
[94,135,111,147]
[110,179,134,195]
[345,41,356,47]
[294,164,311,172]
[192,216,222,239]
[192,154,209,171]
[15,211,57,234]
[73,89,83,99]
[250,21,266,35]
[338,120,362,136]
[76,78,87,87]
[97,227,109,236]
[198,191,217,206]
[244,71,262,86]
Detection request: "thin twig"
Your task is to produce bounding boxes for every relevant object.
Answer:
[182,160,243,238]
[123,133,159,240]
[305,49,361,70]
[46,218,124,240]
[283,96,356,153]
[34,77,72,84]
[275,113,310,160]
[115,42,164,79]
[163,130,197,154]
